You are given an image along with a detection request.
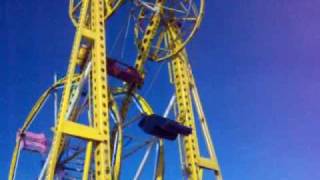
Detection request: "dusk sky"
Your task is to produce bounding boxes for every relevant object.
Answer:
[1,0,320,179]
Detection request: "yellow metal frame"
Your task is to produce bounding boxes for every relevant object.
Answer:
[9,0,222,179]
[8,75,80,180]
[112,87,165,179]
[167,22,222,179]
[10,80,163,179]
[133,0,205,62]
[119,0,165,123]
[114,1,167,177]
[45,0,113,178]
[69,0,124,27]
[46,0,91,177]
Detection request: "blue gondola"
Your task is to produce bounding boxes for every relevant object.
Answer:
[138,114,192,140]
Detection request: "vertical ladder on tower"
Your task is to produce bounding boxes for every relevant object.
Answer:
[46,0,112,179]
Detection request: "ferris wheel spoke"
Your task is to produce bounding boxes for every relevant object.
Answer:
[122,138,156,159]
[133,142,154,180]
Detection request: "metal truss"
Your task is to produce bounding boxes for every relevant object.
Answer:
[9,0,222,179]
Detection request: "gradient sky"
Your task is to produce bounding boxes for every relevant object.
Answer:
[1,0,320,179]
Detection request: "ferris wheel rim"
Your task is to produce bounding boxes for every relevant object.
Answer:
[68,0,125,27]
[156,0,205,61]
[133,0,205,61]
[9,79,165,179]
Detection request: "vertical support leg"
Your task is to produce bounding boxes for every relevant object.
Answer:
[170,51,200,179]
[168,23,222,179]
[46,0,90,179]
[119,0,163,120]
[83,141,93,180]
[91,0,112,178]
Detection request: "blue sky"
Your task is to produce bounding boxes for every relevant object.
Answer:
[1,0,320,179]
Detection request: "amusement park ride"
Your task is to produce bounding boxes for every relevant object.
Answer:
[9,0,222,179]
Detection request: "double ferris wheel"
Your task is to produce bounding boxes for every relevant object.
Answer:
[9,0,222,179]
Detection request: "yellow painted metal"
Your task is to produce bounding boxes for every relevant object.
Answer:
[69,0,123,27]
[81,28,96,40]
[68,0,80,26]
[119,0,165,128]
[17,88,52,132]
[46,0,113,178]
[9,138,22,180]
[197,157,219,170]
[47,0,116,177]
[134,0,205,62]
[170,48,200,179]
[90,0,112,178]
[9,75,82,180]
[112,87,164,179]
[116,5,167,178]
[129,92,165,179]
[190,68,222,179]
[103,0,124,19]
[109,93,123,179]
[134,0,164,76]
[46,0,90,178]
[60,120,105,141]
[9,87,53,180]
[10,80,163,179]
[112,88,154,116]
[155,140,164,180]
[168,22,222,179]
[10,0,222,178]
[82,141,93,180]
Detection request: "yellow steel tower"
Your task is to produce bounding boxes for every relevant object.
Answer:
[9,0,222,179]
